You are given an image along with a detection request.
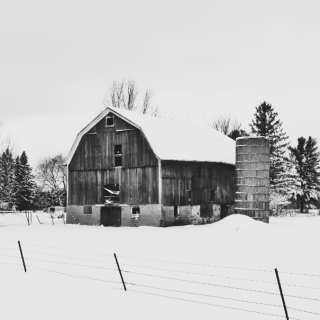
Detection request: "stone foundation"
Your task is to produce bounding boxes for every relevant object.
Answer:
[67,203,230,227]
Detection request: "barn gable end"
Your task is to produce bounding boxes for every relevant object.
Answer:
[68,112,159,211]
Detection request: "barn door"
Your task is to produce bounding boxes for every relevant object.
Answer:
[101,207,121,227]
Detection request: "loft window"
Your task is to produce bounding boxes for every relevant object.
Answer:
[211,189,215,203]
[174,206,180,218]
[106,115,114,127]
[115,144,122,167]
[104,184,120,203]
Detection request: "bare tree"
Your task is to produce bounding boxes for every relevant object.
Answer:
[126,80,138,111]
[36,154,67,206]
[141,89,162,117]
[104,79,139,111]
[209,116,231,135]
[103,79,169,118]
[0,123,14,154]
[207,116,248,140]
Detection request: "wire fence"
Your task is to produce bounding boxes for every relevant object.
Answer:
[0,211,65,227]
[1,240,320,319]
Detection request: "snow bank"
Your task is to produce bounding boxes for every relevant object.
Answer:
[213,214,270,230]
[0,217,320,320]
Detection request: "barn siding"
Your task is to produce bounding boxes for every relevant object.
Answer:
[161,161,235,206]
[69,114,158,171]
[68,167,158,205]
[68,112,159,207]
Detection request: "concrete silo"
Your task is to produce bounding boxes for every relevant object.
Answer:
[235,136,270,223]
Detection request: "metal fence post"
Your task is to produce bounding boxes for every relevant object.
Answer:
[18,241,27,272]
[275,268,289,320]
[114,253,127,291]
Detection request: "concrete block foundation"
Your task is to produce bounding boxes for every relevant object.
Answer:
[67,203,229,227]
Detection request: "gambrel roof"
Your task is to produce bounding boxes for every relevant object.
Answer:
[66,107,236,165]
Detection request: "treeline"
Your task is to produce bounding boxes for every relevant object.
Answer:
[1,87,319,214]
[0,148,66,211]
[0,149,36,210]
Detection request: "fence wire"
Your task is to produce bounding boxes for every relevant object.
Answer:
[1,242,319,319]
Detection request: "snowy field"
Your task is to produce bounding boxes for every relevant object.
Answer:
[0,215,319,320]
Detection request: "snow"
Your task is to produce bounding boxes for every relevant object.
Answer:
[66,107,236,165]
[1,214,320,320]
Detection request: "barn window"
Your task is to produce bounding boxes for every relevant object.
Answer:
[188,190,192,205]
[84,206,92,215]
[131,207,140,223]
[174,206,180,218]
[106,115,114,127]
[211,189,215,203]
[104,184,120,203]
[115,145,122,167]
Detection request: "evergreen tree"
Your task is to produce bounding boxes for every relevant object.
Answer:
[249,102,290,192]
[14,151,36,210]
[289,137,320,212]
[0,148,16,204]
[228,128,249,141]
[12,155,22,206]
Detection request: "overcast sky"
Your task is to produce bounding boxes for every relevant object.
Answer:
[1,0,320,167]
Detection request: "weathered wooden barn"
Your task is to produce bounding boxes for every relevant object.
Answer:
[65,107,236,227]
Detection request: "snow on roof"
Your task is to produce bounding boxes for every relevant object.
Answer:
[66,107,236,165]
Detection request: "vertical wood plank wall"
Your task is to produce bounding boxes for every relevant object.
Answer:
[161,161,235,208]
[68,113,159,205]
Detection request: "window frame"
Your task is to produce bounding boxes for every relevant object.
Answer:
[106,115,114,127]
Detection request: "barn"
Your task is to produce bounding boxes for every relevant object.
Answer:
[65,107,236,227]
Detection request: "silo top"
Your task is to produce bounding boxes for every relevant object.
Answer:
[236,136,269,148]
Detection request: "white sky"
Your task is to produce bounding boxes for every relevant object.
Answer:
[1,0,320,167]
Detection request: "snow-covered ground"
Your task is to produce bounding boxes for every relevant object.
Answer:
[0,215,319,320]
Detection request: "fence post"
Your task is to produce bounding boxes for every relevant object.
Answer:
[114,253,127,291]
[18,241,27,272]
[24,211,30,225]
[36,215,42,224]
[50,215,54,225]
[275,268,289,320]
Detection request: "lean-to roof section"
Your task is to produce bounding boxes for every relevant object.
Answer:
[66,107,236,165]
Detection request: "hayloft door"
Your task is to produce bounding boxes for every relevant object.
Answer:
[101,207,121,227]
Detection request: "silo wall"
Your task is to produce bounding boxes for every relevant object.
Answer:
[235,137,270,223]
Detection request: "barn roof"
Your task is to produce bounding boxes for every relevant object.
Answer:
[66,107,236,165]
